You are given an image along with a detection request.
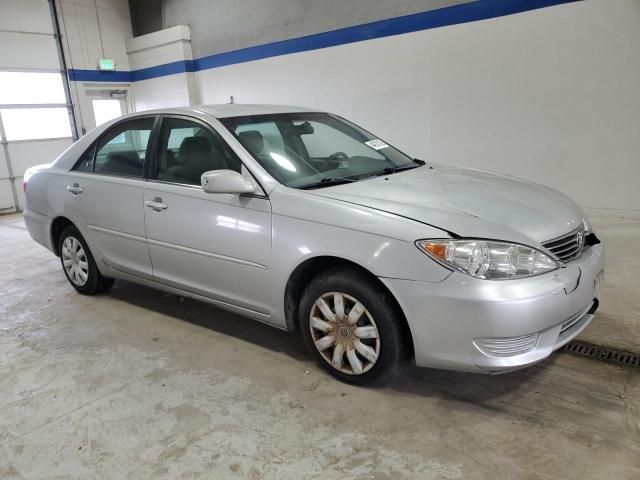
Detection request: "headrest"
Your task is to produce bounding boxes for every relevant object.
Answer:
[238,130,264,155]
[179,136,211,154]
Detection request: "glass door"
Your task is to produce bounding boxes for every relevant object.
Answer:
[85,88,129,129]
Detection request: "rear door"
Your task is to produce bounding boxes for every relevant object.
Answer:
[143,115,272,314]
[66,116,156,277]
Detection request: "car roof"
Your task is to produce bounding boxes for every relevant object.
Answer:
[125,104,318,119]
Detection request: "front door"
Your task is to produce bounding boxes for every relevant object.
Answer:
[143,116,272,314]
[66,116,155,278]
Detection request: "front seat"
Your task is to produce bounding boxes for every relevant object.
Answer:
[165,136,229,184]
[238,129,308,183]
[238,130,265,158]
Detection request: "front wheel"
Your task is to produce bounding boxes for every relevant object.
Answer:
[299,268,407,385]
[59,225,114,295]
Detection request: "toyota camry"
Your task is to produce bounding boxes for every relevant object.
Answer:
[23,105,604,384]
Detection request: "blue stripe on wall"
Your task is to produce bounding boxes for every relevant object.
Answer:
[67,69,133,82]
[131,59,195,81]
[67,0,580,83]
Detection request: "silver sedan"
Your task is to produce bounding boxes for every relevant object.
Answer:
[23,105,604,384]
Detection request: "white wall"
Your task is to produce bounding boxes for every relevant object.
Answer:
[56,0,133,133]
[126,25,199,111]
[56,0,132,71]
[128,73,198,111]
[194,0,640,210]
[158,0,474,58]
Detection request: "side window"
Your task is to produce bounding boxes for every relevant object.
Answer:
[156,117,241,185]
[73,145,95,172]
[93,117,154,178]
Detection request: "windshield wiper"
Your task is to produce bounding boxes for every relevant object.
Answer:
[363,161,424,179]
[299,176,358,190]
[298,160,426,189]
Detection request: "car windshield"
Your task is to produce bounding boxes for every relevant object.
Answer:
[219,112,421,189]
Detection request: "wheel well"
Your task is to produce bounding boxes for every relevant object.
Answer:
[50,216,74,256]
[284,256,414,357]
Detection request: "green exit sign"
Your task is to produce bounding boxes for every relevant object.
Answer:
[98,58,115,71]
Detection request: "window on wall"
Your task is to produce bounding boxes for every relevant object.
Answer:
[1,108,72,141]
[92,99,123,127]
[0,72,66,104]
[0,71,72,141]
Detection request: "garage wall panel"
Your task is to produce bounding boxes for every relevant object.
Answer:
[0,146,9,214]
[7,138,73,177]
[0,0,54,34]
[0,179,15,213]
[0,146,7,179]
[15,176,26,208]
[0,32,60,70]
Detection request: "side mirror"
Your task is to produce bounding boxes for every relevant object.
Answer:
[201,170,255,195]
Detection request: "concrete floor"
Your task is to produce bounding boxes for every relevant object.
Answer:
[0,210,638,479]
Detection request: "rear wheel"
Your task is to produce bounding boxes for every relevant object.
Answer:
[59,225,114,295]
[299,268,406,385]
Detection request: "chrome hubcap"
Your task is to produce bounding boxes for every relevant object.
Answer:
[309,292,381,375]
[61,236,89,286]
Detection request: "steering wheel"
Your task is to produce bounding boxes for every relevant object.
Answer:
[327,151,349,169]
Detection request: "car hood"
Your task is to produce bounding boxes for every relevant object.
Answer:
[307,164,585,245]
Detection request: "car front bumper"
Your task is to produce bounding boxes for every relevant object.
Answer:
[381,242,605,373]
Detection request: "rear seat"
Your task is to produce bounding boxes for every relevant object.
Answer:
[98,151,143,176]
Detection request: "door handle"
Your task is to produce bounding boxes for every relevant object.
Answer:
[67,183,83,195]
[145,197,168,212]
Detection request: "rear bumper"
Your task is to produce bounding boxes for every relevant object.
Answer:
[382,242,605,373]
[23,208,54,252]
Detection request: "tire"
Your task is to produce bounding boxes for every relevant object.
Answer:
[58,225,114,295]
[299,268,407,385]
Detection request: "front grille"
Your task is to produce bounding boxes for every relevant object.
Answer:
[542,226,586,262]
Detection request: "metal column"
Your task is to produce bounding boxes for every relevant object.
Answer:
[49,0,79,141]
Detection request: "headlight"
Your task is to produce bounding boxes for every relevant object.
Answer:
[416,239,559,280]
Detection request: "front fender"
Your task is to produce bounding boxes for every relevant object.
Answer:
[268,190,453,327]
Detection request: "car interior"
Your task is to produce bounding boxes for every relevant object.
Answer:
[230,117,392,187]
[92,118,154,177]
[99,150,144,177]
[157,122,241,185]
